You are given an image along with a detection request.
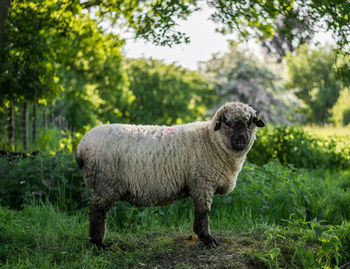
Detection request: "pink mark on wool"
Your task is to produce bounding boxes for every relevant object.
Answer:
[164,127,175,135]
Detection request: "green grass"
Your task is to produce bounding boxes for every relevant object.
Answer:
[1,125,350,268]
[0,203,263,268]
[107,162,350,233]
[303,125,350,139]
[2,158,350,268]
[1,203,350,268]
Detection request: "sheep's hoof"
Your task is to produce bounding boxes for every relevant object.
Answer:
[90,240,108,250]
[201,235,220,248]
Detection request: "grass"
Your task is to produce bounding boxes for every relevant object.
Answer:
[303,125,350,153]
[1,125,350,268]
[0,203,267,268]
[2,160,350,268]
[303,125,350,138]
[2,203,350,268]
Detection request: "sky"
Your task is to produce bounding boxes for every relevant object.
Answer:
[121,5,333,71]
[121,5,239,70]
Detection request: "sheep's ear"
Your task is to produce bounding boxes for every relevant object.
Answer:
[214,115,228,131]
[253,117,265,128]
[214,116,223,131]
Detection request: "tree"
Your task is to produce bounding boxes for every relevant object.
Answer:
[0,0,128,147]
[259,6,315,62]
[199,43,294,124]
[2,1,348,57]
[331,88,350,126]
[53,11,128,130]
[208,1,350,59]
[123,58,214,125]
[286,45,344,124]
[0,0,75,149]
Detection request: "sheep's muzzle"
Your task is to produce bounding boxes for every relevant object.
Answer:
[230,121,249,151]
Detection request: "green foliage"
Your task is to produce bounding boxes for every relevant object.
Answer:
[123,58,214,125]
[286,45,345,124]
[58,130,85,154]
[261,217,345,268]
[208,1,350,59]
[0,152,88,211]
[1,113,350,268]
[0,0,129,134]
[343,109,350,126]
[84,0,197,46]
[0,203,90,268]
[2,164,350,268]
[34,128,61,153]
[330,88,350,126]
[1,202,350,268]
[80,0,350,57]
[2,152,350,228]
[248,125,350,170]
[228,162,350,225]
[55,14,127,130]
[0,0,74,102]
[2,126,84,155]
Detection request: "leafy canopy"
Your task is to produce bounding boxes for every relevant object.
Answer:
[123,58,214,125]
[286,45,345,124]
[83,0,350,55]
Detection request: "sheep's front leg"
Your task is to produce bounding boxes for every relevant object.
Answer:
[193,197,219,248]
[89,200,112,249]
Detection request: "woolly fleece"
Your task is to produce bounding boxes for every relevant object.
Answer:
[76,102,259,211]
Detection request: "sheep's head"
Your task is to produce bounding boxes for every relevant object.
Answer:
[210,102,265,155]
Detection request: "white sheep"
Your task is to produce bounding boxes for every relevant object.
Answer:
[76,102,265,249]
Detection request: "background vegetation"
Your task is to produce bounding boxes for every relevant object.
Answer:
[1,0,350,268]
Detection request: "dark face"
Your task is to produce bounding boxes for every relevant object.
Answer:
[214,114,265,152]
[229,120,250,151]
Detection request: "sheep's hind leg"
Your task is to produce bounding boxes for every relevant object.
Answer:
[193,199,219,248]
[89,199,112,249]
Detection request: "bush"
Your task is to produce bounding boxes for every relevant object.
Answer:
[261,217,350,268]
[343,109,350,126]
[248,125,350,170]
[0,152,89,210]
[102,162,350,229]
[1,127,349,229]
[221,162,350,225]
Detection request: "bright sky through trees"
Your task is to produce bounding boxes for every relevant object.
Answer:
[122,5,236,70]
[122,4,333,70]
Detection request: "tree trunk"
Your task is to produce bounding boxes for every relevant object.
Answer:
[43,108,47,128]
[51,112,55,128]
[32,102,37,143]
[0,0,11,43]
[23,101,29,151]
[8,99,14,148]
[58,114,62,130]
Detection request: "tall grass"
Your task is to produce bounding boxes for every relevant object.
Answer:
[1,153,350,228]
[2,202,350,268]
[107,162,350,233]
[0,151,88,210]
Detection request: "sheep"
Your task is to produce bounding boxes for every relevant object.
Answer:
[76,102,265,249]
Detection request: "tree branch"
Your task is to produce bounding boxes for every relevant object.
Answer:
[81,0,101,9]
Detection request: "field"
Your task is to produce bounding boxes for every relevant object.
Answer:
[1,125,350,268]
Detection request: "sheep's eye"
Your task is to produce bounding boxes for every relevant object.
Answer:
[223,117,232,127]
[248,117,253,127]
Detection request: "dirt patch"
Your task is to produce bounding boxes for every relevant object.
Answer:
[145,233,268,269]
